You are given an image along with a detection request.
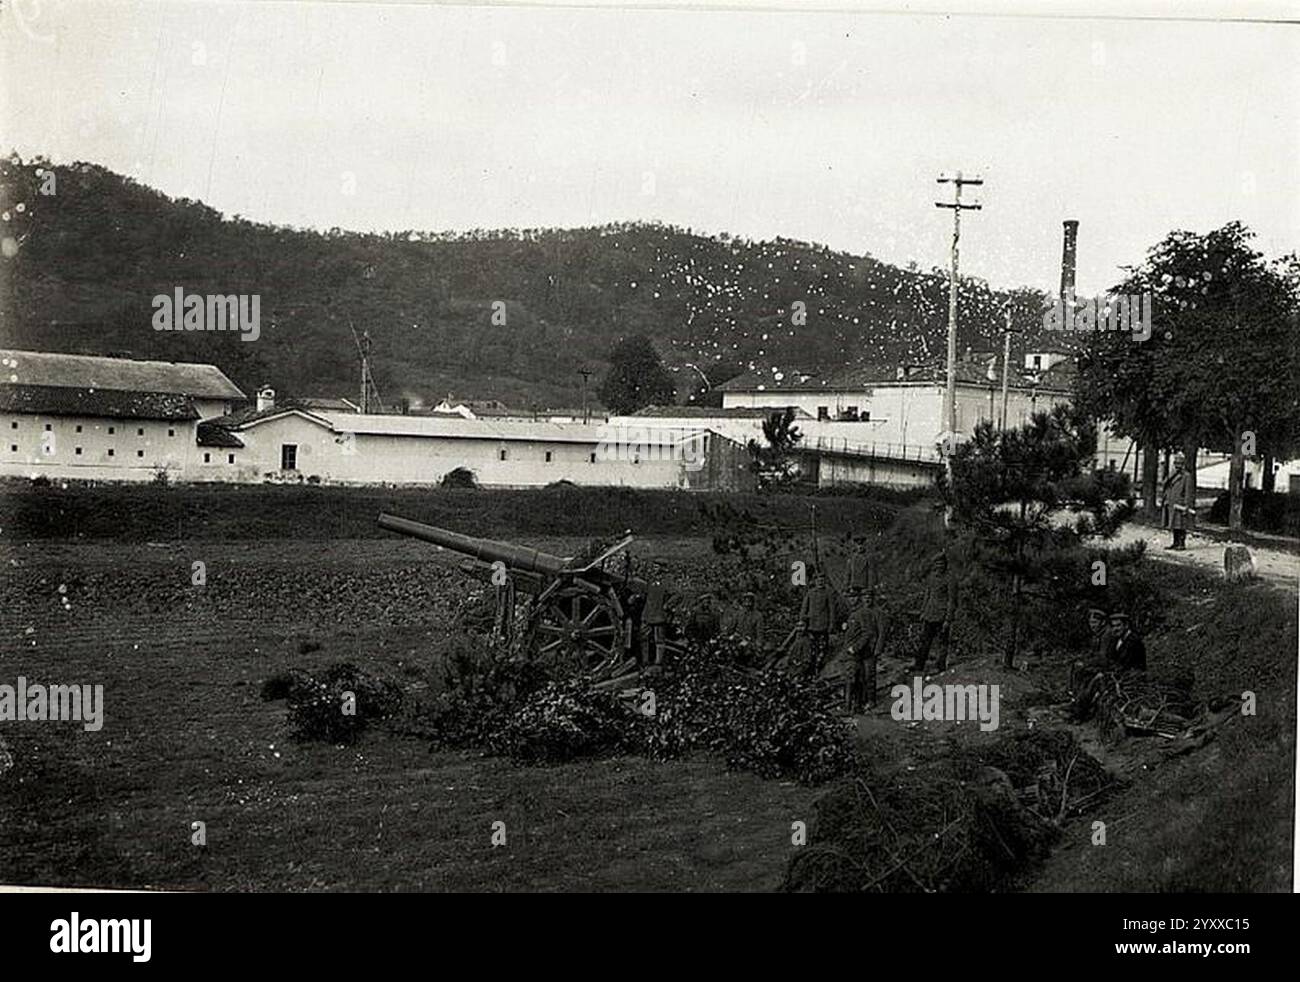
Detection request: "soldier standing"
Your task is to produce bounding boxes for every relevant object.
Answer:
[1161,456,1196,551]
[839,588,888,713]
[913,548,957,674]
[640,563,678,667]
[846,535,878,601]
[798,568,838,678]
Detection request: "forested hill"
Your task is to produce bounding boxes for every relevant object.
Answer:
[0,155,1057,410]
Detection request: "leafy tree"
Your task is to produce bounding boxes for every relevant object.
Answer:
[1075,223,1300,531]
[942,405,1133,668]
[597,334,676,415]
[746,407,804,490]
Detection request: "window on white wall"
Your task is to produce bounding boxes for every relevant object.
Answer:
[499,447,508,461]
[545,451,553,463]
[203,452,211,464]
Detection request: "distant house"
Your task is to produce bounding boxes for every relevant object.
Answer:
[0,348,245,481]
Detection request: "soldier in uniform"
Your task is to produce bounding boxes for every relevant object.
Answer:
[1069,607,1115,696]
[686,592,721,643]
[639,563,678,667]
[845,536,878,601]
[798,567,839,678]
[1161,455,1196,551]
[1109,612,1147,671]
[1071,611,1146,720]
[724,591,766,659]
[837,588,888,713]
[913,548,957,673]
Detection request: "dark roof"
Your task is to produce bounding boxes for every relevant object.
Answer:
[295,397,359,412]
[0,383,200,421]
[629,404,813,419]
[0,349,244,400]
[196,421,245,448]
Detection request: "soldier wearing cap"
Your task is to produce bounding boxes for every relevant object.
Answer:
[724,591,766,656]
[846,536,878,601]
[1161,455,1196,551]
[798,567,840,678]
[836,587,888,713]
[1069,606,1114,699]
[913,548,957,673]
[1109,611,1146,672]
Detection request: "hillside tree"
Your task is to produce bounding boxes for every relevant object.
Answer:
[597,334,676,415]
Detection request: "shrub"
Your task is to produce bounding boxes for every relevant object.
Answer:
[441,467,478,489]
[276,662,403,744]
[488,679,648,763]
[1207,487,1300,536]
[646,639,857,783]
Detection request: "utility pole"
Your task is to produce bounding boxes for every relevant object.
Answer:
[935,171,983,476]
[578,368,593,424]
[359,330,372,414]
[1000,305,1012,431]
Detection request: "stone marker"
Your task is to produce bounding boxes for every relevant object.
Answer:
[1224,544,1256,583]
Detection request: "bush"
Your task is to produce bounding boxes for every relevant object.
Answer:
[783,730,1116,893]
[646,640,857,783]
[488,679,648,763]
[419,655,550,749]
[1208,487,1300,536]
[441,467,478,489]
[271,662,403,744]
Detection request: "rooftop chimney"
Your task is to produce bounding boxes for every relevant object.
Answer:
[256,386,275,412]
[1060,220,1079,299]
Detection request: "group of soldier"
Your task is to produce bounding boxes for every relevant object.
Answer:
[630,534,961,717]
[1067,606,1148,719]
[795,538,958,715]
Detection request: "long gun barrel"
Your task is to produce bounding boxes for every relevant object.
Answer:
[377,512,569,575]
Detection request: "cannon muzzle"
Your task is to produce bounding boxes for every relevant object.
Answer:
[377,513,569,575]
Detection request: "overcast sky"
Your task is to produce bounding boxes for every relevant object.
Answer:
[4,0,1298,294]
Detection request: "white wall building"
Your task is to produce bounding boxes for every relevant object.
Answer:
[209,397,692,488]
[0,348,246,482]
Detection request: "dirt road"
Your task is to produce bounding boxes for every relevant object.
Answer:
[1108,522,1298,591]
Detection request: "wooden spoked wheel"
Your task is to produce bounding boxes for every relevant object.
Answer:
[531,584,625,674]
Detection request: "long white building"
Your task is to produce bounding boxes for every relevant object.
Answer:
[0,348,246,482]
[0,349,696,488]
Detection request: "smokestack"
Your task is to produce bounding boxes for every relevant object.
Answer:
[1060,220,1079,298]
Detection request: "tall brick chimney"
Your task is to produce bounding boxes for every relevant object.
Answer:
[1060,220,1079,298]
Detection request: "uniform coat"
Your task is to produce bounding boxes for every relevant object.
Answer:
[1162,468,1196,531]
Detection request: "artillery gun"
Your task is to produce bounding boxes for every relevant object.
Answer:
[377,513,664,674]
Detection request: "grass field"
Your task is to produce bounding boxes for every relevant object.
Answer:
[0,483,1294,892]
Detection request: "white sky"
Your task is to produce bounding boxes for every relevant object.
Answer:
[3,0,1298,293]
